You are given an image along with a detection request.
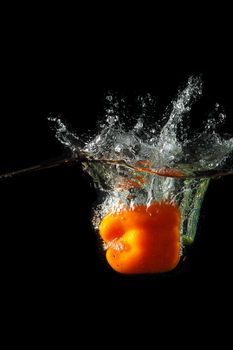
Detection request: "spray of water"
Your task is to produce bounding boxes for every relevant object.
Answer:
[45,76,233,244]
[48,76,233,177]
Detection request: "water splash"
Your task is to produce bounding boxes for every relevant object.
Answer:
[47,113,82,154]
[47,75,233,244]
[48,76,233,178]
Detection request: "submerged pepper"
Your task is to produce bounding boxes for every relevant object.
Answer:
[99,202,181,274]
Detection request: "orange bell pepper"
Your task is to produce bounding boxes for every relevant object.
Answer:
[99,202,181,274]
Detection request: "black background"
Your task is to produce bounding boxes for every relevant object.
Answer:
[0,0,232,340]
[1,70,233,334]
